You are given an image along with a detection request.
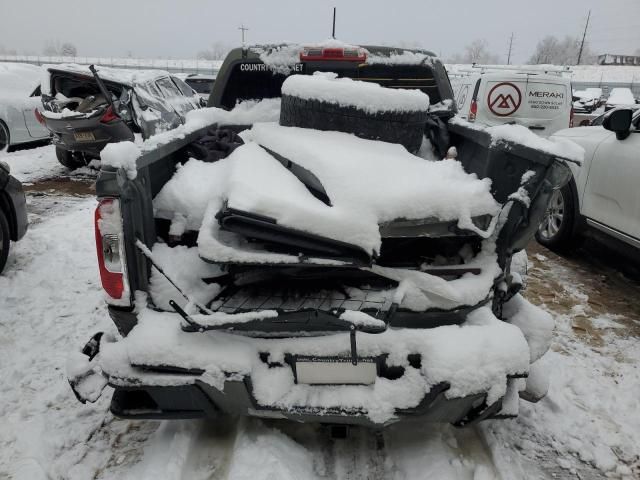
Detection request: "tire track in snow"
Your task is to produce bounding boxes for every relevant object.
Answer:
[123,417,511,480]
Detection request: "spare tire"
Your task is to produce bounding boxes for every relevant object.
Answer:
[280,94,428,153]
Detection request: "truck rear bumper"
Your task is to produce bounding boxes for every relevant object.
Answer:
[108,379,504,428]
[68,302,533,427]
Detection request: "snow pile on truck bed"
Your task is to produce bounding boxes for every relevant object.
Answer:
[450,117,584,163]
[97,297,538,423]
[100,99,281,179]
[154,122,500,256]
[282,72,430,114]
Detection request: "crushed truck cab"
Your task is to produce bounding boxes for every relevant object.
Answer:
[68,43,578,427]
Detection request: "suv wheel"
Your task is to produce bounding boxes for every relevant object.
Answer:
[55,147,87,170]
[0,121,10,152]
[535,183,576,251]
[280,95,428,154]
[0,209,10,274]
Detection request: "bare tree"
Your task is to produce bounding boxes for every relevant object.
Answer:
[446,39,501,64]
[197,41,232,60]
[43,40,61,56]
[61,42,77,57]
[529,35,595,65]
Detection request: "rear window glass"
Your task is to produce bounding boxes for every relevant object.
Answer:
[219,61,441,109]
[186,78,215,94]
[171,76,196,97]
[156,77,182,99]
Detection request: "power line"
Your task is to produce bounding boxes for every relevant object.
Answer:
[577,10,591,65]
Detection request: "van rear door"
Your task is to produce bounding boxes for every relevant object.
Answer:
[478,77,570,136]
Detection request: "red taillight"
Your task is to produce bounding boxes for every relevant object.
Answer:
[300,46,367,62]
[469,99,478,121]
[34,108,45,125]
[100,105,118,124]
[95,198,129,303]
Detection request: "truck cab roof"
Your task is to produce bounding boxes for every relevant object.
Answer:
[208,43,454,113]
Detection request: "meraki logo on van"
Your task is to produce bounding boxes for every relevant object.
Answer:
[529,91,564,99]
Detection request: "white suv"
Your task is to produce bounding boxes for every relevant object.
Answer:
[536,108,640,251]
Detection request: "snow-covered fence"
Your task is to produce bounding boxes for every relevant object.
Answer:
[0,55,223,76]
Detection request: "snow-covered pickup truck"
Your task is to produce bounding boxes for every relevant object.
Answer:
[68,43,581,427]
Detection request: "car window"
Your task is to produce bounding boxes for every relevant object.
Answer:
[186,78,214,94]
[30,85,41,97]
[156,77,183,100]
[135,81,169,111]
[171,76,196,98]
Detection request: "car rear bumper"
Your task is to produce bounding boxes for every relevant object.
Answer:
[43,115,134,157]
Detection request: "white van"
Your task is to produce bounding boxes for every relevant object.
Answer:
[450,70,573,137]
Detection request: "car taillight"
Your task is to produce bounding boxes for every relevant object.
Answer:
[300,46,367,62]
[570,106,574,127]
[469,99,478,121]
[100,105,118,124]
[95,198,130,304]
[34,108,45,125]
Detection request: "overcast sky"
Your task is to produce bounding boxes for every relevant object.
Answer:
[1,0,638,63]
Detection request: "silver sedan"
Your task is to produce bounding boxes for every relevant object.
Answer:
[0,64,50,151]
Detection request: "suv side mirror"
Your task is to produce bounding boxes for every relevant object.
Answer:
[603,109,632,140]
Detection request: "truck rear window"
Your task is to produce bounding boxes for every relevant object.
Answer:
[219,62,442,109]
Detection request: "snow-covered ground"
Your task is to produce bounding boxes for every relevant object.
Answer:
[0,145,639,479]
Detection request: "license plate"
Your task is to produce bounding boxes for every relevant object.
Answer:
[295,357,377,385]
[73,131,95,142]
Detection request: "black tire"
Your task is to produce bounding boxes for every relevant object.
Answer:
[280,94,428,153]
[0,121,10,152]
[0,209,10,274]
[535,183,576,251]
[55,146,87,170]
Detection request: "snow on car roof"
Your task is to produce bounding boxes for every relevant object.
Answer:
[607,88,636,105]
[40,63,171,94]
[0,62,41,96]
[282,72,430,114]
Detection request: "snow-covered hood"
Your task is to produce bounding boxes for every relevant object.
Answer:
[551,126,611,141]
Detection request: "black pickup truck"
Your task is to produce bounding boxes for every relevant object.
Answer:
[0,161,28,273]
[68,44,572,428]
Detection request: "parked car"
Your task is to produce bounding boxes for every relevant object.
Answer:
[0,63,50,152]
[450,69,572,136]
[585,87,605,107]
[39,64,202,169]
[0,160,28,273]
[183,74,216,102]
[66,44,571,428]
[604,88,636,111]
[572,90,599,113]
[537,108,640,252]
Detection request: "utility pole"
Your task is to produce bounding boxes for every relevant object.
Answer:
[507,32,514,65]
[577,10,591,65]
[332,7,336,39]
[238,24,249,47]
